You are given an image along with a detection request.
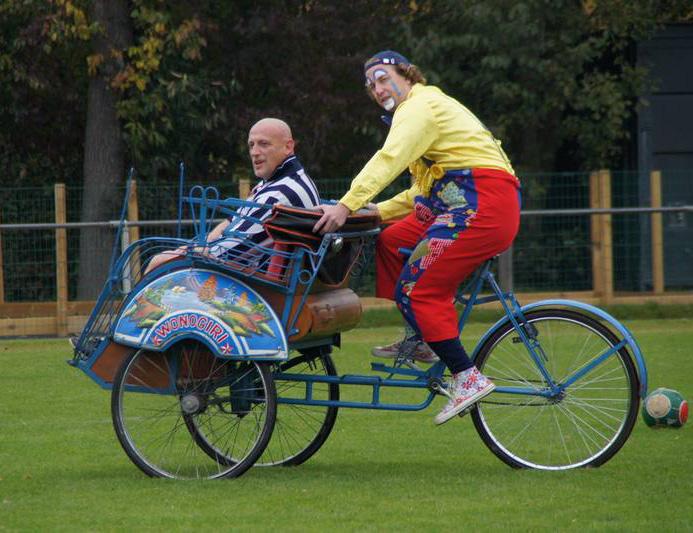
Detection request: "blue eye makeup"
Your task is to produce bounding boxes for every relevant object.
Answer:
[366,68,389,88]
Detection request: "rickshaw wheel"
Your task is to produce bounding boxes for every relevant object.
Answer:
[111,340,276,480]
[256,350,339,466]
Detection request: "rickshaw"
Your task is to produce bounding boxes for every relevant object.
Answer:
[70,177,648,479]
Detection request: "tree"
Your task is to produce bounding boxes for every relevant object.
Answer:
[78,0,132,298]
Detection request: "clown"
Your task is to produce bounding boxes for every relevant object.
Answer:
[314,51,521,424]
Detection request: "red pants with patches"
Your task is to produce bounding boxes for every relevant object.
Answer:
[375,169,520,342]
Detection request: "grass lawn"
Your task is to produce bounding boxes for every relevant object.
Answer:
[1,318,691,531]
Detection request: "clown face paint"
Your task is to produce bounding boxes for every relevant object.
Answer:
[365,65,412,112]
[375,69,397,110]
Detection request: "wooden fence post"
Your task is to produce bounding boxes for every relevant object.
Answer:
[0,214,4,304]
[589,171,603,299]
[239,178,251,199]
[55,183,68,337]
[650,170,664,294]
[598,169,614,305]
[127,179,140,244]
[127,180,141,279]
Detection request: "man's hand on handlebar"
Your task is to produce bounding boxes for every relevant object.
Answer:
[313,202,351,234]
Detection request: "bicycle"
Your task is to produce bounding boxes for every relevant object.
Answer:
[70,184,648,479]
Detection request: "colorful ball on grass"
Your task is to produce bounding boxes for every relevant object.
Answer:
[641,387,688,428]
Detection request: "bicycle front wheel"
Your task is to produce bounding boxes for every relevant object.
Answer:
[471,309,639,470]
[112,340,276,479]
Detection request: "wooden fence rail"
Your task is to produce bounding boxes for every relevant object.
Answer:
[0,173,690,338]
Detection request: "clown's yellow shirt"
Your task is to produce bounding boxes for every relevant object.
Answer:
[339,84,515,221]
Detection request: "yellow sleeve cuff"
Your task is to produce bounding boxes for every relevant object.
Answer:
[339,191,364,213]
[377,201,408,221]
[376,185,419,221]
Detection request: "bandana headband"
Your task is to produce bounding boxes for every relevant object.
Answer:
[364,50,410,73]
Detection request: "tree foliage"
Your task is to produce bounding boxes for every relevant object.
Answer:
[398,0,690,171]
[1,0,691,190]
[0,0,92,186]
[109,1,408,183]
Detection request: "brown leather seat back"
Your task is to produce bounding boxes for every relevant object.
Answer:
[263,205,379,288]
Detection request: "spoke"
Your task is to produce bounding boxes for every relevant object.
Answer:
[277,403,328,425]
[568,364,626,392]
[125,401,182,420]
[259,355,335,466]
[491,341,546,383]
[481,394,547,427]
[273,417,307,450]
[484,351,544,390]
[553,401,602,459]
[563,395,628,426]
[555,395,614,445]
[558,327,603,384]
[551,406,572,466]
[494,401,548,448]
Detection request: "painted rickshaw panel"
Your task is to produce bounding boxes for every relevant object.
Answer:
[113,268,288,361]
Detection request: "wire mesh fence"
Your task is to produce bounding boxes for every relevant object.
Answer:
[0,170,691,315]
[0,187,57,301]
[513,172,592,292]
[658,169,693,290]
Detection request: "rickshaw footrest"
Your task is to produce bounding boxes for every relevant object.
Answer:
[340,374,381,385]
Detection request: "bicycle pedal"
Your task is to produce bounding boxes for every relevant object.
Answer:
[399,358,422,371]
[458,406,473,418]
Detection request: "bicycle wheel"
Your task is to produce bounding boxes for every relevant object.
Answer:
[256,352,339,466]
[471,309,639,470]
[111,340,276,479]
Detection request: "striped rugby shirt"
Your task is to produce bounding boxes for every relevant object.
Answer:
[211,155,319,256]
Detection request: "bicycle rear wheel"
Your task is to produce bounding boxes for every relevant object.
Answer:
[111,340,276,479]
[471,309,639,470]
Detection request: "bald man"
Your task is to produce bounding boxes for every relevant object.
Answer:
[145,118,319,273]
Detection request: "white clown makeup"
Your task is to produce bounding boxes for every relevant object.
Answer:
[365,67,406,112]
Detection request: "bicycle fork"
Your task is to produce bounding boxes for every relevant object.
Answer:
[480,268,561,395]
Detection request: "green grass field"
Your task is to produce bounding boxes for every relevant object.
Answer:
[1,319,691,531]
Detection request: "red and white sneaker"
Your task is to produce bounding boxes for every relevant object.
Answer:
[371,339,439,364]
[434,367,495,425]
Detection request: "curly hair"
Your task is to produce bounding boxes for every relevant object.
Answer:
[395,63,426,85]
